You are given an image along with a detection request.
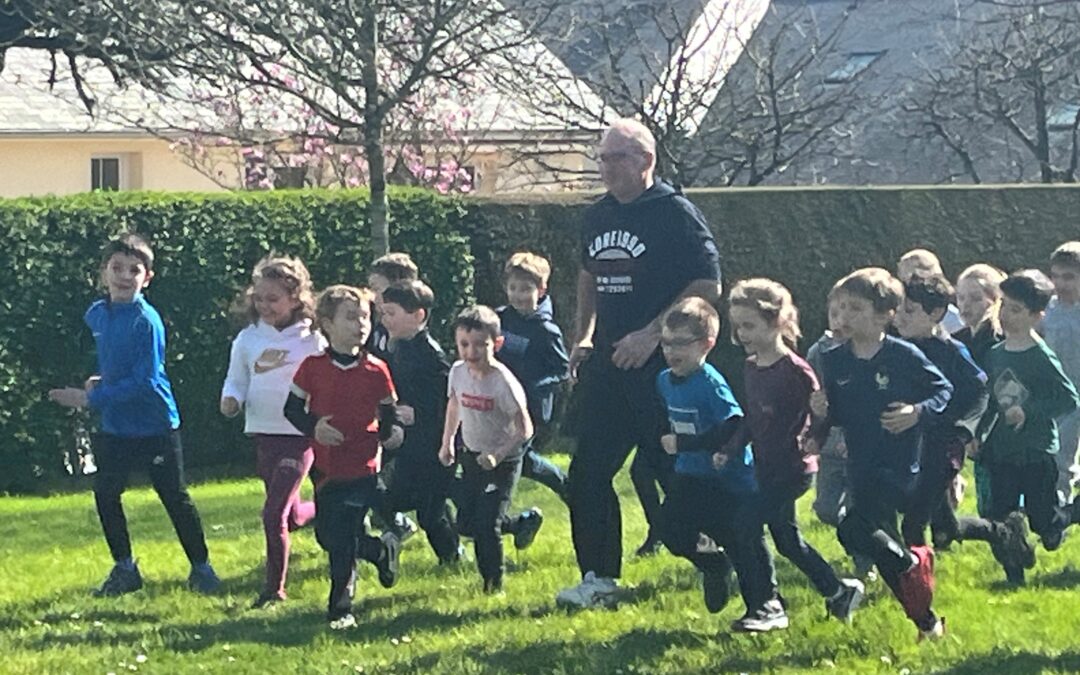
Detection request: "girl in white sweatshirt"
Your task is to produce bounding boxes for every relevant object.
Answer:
[221,255,325,608]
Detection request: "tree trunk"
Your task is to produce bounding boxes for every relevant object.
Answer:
[360,1,389,257]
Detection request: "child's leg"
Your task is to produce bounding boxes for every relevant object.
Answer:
[255,436,314,599]
[813,453,847,527]
[763,477,842,598]
[659,476,732,575]
[144,433,209,566]
[1022,455,1070,545]
[314,482,369,619]
[974,459,993,518]
[462,452,521,587]
[718,495,777,613]
[901,441,957,547]
[521,445,568,499]
[92,434,135,562]
[412,460,460,562]
[1055,410,1080,505]
[629,446,674,545]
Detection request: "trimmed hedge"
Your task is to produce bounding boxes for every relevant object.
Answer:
[5,184,1080,494]
[0,188,473,494]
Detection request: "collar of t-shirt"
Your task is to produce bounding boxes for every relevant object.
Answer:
[329,347,361,368]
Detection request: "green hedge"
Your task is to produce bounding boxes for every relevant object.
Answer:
[0,188,473,494]
[6,184,1080,494]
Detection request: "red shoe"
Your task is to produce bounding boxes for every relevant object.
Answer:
[896,545,935,625]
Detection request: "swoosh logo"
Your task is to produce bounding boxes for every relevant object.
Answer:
[253,348,292,374]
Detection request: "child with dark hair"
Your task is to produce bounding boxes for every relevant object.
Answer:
[283,285,404,629]
[810,267,952,642]
[367,252,420,361]
[378,280,461,564]
[221,255,324,608]
[955,270,1080,585]
[893,273,989,550]
[49,233,220,597]
[440,305,534,593]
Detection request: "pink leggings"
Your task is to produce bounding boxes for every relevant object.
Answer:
[255,435,315,598]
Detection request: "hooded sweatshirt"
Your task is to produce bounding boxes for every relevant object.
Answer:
[581,180,721,350]
[221,319,326,435]
[496,295,569,427]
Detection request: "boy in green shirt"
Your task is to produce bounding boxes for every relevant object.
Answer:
[958,270,1080,584]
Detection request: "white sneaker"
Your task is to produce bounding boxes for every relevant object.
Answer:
[555,571,619,609]
[329,613,357,630]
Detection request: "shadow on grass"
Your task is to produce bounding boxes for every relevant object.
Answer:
[932,650,1080,675]
[1031,565,1080,590]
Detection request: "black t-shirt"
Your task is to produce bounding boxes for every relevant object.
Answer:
[580,180,721,349]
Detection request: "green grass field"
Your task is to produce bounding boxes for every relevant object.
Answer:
[4,456,1080,674]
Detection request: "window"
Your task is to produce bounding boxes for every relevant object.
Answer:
[824,51,886,84]
[272,166,307,189]
[91,157,121,191]
[1049,104,1080,132]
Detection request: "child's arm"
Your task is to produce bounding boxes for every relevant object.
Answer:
[439,393,460,466]
[483,404,533,468]
[283,383,344,446]
[535,322,571,389]
[220,336,248,418]
[882,347,953,434]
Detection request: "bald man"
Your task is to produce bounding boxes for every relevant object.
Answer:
[557,119,724,609]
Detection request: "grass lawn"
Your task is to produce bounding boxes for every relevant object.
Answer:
[4,455,1080,674]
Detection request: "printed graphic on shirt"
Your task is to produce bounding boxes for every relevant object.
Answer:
[588,229,649,295]
[461,393,496,412]
[253,348,292,375]
[995,368,1029,410]
[875,371,890,391]
[667,405,702,436]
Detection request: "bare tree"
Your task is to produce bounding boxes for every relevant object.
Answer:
[903,0,1080,184]
[490,0,869,188]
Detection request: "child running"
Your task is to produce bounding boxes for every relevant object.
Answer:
[891,273,989,550]
[440,306,534,593]
[955,270,1080,585]
[1041,242,1080,506]
[48,233,221,597]
[283,285,403,629]
[727,279,864,624]
[810,268,952,642]
[220,255,323,608]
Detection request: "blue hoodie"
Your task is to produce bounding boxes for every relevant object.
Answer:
[496,295,570,428]
[85,294,180,436]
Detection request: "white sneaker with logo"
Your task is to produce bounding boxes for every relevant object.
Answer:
[555,571,619,609]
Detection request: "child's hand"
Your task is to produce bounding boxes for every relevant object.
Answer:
[396,404,415,426]
[881,402,919,434]
[439,444,455,466]
[384,425,405,451]
[802,438,820,457]
[314,416,345,446]
[660,434,678,455]
[478,453,499,470]
[712,452,728,469]
[810,390,829,418]
[1004,405,1026,429]
[220,396,241,418]
[48,387,88,409]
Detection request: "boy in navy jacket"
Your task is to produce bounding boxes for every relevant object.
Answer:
[810,268,952,642]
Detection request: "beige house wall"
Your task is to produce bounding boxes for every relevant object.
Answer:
[0,136,234,198]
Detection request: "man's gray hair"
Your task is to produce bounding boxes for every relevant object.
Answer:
[604,118,656,158]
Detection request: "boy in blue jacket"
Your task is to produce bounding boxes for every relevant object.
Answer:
[49,234,220,597]
[810,268,952,642]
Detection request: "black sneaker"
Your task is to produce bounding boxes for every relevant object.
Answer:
[1043,526,1068,552]
[94,562,143,597]
[634,533,662,557]
[825,578,865,623]
[483,577,503,594]
[376,532,401,588]
[731,598,789,633]
[514,508,544,550]
[251,591,285,609]
[702,563,735,614]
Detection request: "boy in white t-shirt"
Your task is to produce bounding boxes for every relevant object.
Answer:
[440,305,534,593]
